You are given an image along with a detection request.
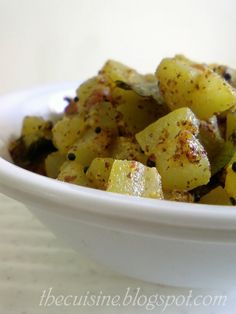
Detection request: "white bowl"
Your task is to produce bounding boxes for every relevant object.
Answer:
[1,83,236,289]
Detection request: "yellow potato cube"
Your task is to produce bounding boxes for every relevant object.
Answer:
[52,115,86,154]
[57,161,88,186]
[22,116,52,147]
[200,186,231,205]
[156,56,236,120]
[136,107,210,190]
[67,128,112,167]
[45,151,65,179]
[107,160,163,199]
[111,137,147,164]
[86,158,114,190]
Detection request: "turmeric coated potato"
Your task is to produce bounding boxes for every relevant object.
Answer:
[9,56,236,205]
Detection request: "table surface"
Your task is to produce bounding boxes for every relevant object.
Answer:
[0,193,236,314]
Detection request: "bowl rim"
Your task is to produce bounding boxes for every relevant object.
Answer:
[0,83,236,231]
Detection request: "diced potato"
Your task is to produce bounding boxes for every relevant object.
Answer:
[52,115,86,154]
[164,190,194,203]
[200,186,231,205]
[116,89,168,135]
[100,60,165,104]
[100,61,168,136]
[76,77,97,105]
[22,116,52,147]
[103,59,164,103]
[22,116,52,137]
[57,161,88,186]
[225,153,236,201]
[107,160,163,199]
[136,107,211,190]
[226,111,236,140]
[111,137,147,164]
[67,128,112,167]
[142,167,164,199]
[100,60,142,85]
[45,151,65,178]
[86,158,114,190]
[136,106,199,146]
[156,56,236,120]
[11,57,236,206]
[199,116,224,162]
[76,76,112,113]
[85,102,118,134]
